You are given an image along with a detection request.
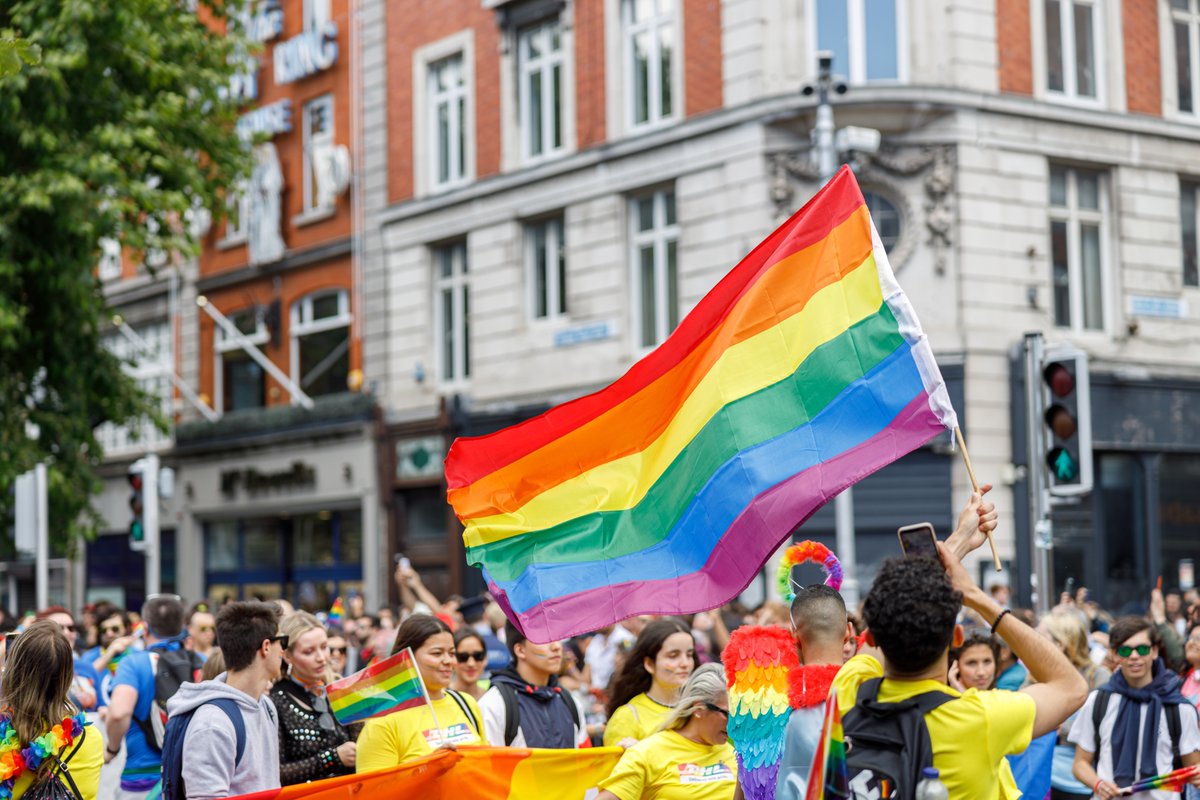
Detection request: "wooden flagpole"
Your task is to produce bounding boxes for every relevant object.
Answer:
[954,427,1002,571]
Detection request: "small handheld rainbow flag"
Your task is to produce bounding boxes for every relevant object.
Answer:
[327,647,429,725]
[805,695,849,800]
[328,597,344,626]
[1118,765,1199,796]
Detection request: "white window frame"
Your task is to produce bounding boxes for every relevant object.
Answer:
[214,308,270,415]
[290,289,352,394]
[221,183,250,246]
[429,54,469,190]
[1180,181,1200,287]
[621,0,680,131]
[97,321,173,454]
[433,241,470,385]
[302,94,336,214]
[806,0,909,84]
[413,31,475,196]
[526,215,567,321]
[518,20,567,163]
[1034,0,1106,104]
[98,237,122,281]
[1165,0,1200,118]
[1048,166,1112,333]
[630,188,680,349]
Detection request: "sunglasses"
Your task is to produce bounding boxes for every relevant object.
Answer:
[101,625,125,635]
[703,702,729,719]
[195,626,215,634]
[1117,644,1152,657]
[328,646,348,656]
[310,694,336,732]
[456,651,487,664]
[268,634,290,649]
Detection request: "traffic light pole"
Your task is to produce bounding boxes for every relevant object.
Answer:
[143,453,161,597]
[1024,332,1053,616]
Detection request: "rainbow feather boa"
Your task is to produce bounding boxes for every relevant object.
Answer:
[777,541,843,603]
[722,626,799,800]
[0,712,88,799]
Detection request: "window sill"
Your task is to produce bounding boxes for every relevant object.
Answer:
[216,235,248,252]
[1038,91,1107,111]
[291,205,338,228]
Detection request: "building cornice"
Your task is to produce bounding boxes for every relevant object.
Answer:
[195,236,353,293]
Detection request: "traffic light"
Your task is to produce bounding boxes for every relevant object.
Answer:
[1040,347,1093,497]
[128,461,147,551]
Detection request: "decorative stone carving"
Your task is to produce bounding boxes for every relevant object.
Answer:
[248,142,285,266]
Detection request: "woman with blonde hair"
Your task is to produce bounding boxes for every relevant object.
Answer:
[1038,608,1111,800]
[0,620,103,799]
[269,611,357,785]
[596,663,738,799]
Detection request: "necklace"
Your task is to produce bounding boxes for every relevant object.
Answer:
[645,686,676,707]
[0,712,88,798]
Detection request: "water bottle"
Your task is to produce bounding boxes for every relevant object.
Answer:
[915,767,950,800]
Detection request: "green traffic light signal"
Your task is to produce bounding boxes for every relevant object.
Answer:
[1046,447,1079,481]
[130,519,144,542]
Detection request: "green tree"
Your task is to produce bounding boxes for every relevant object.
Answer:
[0,0,252,550]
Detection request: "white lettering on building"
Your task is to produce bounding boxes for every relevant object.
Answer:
[273,22,339,84]
[237,99,294,140]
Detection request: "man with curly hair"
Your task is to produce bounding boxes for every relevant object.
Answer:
[831,487,1088,799]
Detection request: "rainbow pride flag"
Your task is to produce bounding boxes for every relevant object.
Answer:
[805,696,849,800]
[445,166,958,643]
[1119,765,1200,796]
[328,597,344,626]
[327,647,427,725]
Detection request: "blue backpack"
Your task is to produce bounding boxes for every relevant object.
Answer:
[159,698,246,800]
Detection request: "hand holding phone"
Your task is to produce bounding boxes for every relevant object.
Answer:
[897,522,938,559]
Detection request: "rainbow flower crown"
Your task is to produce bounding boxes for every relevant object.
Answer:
[0,712,88,799]
[776,540,844,603]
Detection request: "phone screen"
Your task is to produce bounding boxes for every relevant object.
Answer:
[897,523,938,559]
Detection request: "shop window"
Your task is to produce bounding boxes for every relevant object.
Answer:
[291,289,351,398]
[1097,453,1147,611]
[1159,454,1200,592]
[215,308,268,413]
[526,215,567,319]
[631,187,679,348]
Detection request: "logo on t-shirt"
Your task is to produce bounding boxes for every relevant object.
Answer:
[678,762,735,784]
[422,723,476,747]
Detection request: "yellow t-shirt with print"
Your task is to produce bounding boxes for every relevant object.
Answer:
[356,691,483,773]
[603,693,674,746]
[12,725,103,800]
[599,729,738,800]
[832,654,1036,800]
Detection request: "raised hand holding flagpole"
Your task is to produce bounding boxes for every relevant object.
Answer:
[954,427,1002,571]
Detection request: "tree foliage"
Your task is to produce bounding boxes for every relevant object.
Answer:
[0,0,252,550]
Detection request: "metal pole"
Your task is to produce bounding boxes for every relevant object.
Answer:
[813,52,838,182]
[196,296,315,409]
[144,453,161,597]
[114,317,220,422]
[34,463,49,610]
[1024,332,1053,615]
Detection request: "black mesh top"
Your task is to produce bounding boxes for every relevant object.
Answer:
[269,679,360,786]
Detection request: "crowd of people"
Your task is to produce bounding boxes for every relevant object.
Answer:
[0,495,1196,799]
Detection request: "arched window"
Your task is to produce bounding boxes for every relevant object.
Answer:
[863,190,902,253]
[291,290,351,399]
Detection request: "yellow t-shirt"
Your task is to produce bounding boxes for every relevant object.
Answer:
[832,654,1036,800]
[599,729,738,800]
[12,725,103,800]
[356,691,484,773]
[603,693,673,746]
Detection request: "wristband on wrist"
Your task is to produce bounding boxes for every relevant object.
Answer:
[1094,778,1102,794]
[106,744,120,755]
[990,609,1011,635]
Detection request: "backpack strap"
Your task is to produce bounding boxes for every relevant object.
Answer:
[445,689,483,739]
[205,698,247,766]
[556,686,581,729]
[494,683,520,746]
[1091,689,1111,768]
[853,678,957,716]
[43,727,87,800]
[1165,703,1183,771]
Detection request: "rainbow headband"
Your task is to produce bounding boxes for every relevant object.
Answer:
[776,540,843,603]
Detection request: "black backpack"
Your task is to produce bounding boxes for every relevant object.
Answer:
[840,678,956,800]
[23,729,87,800]
[134,647,205,752]
[495,682,580,746]
[159,698,246,800]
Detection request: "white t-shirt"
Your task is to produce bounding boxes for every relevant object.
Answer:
[1067,689,1200,800]
[585,626,635,690]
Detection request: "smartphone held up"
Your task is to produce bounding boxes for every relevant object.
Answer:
[897,522,938,560]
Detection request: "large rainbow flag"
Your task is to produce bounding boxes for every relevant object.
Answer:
[446,166,958,643]
[327,647,427,725]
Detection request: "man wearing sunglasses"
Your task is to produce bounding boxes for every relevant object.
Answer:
[1070,616,1200,799]
[164,601,284,799]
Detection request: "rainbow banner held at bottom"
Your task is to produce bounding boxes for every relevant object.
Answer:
[326,647,426,725]
[805,695,849,800]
